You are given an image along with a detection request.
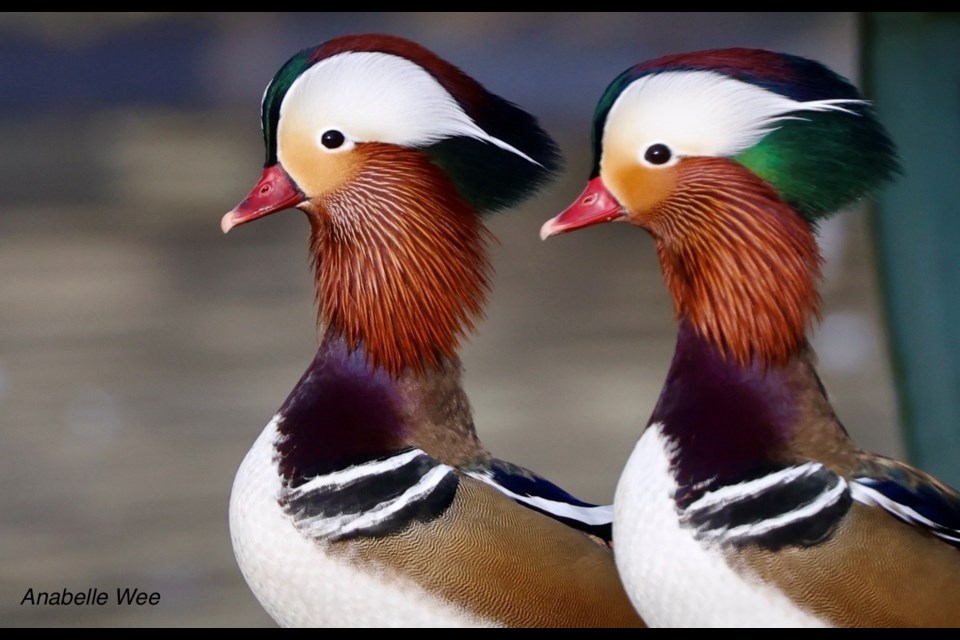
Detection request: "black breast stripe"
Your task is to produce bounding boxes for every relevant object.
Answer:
[280,448,458,543]
[681,462,852,551]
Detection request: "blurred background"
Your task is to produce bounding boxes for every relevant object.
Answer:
[1,12,956,627]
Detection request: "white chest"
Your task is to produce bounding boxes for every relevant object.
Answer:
[228,416,490,627]
[612,423,829,628]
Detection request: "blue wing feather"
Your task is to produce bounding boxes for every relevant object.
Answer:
[467,459,614,543]
[853,456,960,548]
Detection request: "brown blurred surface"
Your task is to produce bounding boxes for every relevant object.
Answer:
[0,13,900,626]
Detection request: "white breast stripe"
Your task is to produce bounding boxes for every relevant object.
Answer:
[289,448,423,495]
[297,463,454,539]
[614,423,830,626]
[230,414,493,626]
[698,475,848,543]
[466,471,613,526]
[686,462,824,512]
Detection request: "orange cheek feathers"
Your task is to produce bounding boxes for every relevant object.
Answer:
[277,122,363,200]
[601,155,679,227]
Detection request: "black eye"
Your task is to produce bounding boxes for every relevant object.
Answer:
[321,130,346,150]
[644,143,672,165]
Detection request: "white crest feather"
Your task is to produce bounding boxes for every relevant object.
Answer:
[278,51,539,165]
[604,70,866,160]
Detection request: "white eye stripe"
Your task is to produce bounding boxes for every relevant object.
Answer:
[279,51,540,166]
[604,70,866,160]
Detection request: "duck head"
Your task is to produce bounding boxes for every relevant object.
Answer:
[542,48,897,368]
[224,34,559,376]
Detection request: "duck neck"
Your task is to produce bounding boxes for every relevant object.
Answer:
[642,159,859,492]
[309,144,493,378]
[274,147,499,487]
[651,320,851,497]
[651,157,823,369]
[274,333,485,488]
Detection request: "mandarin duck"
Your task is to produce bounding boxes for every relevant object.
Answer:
[222,34,644,628]
[541,48,960,627]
